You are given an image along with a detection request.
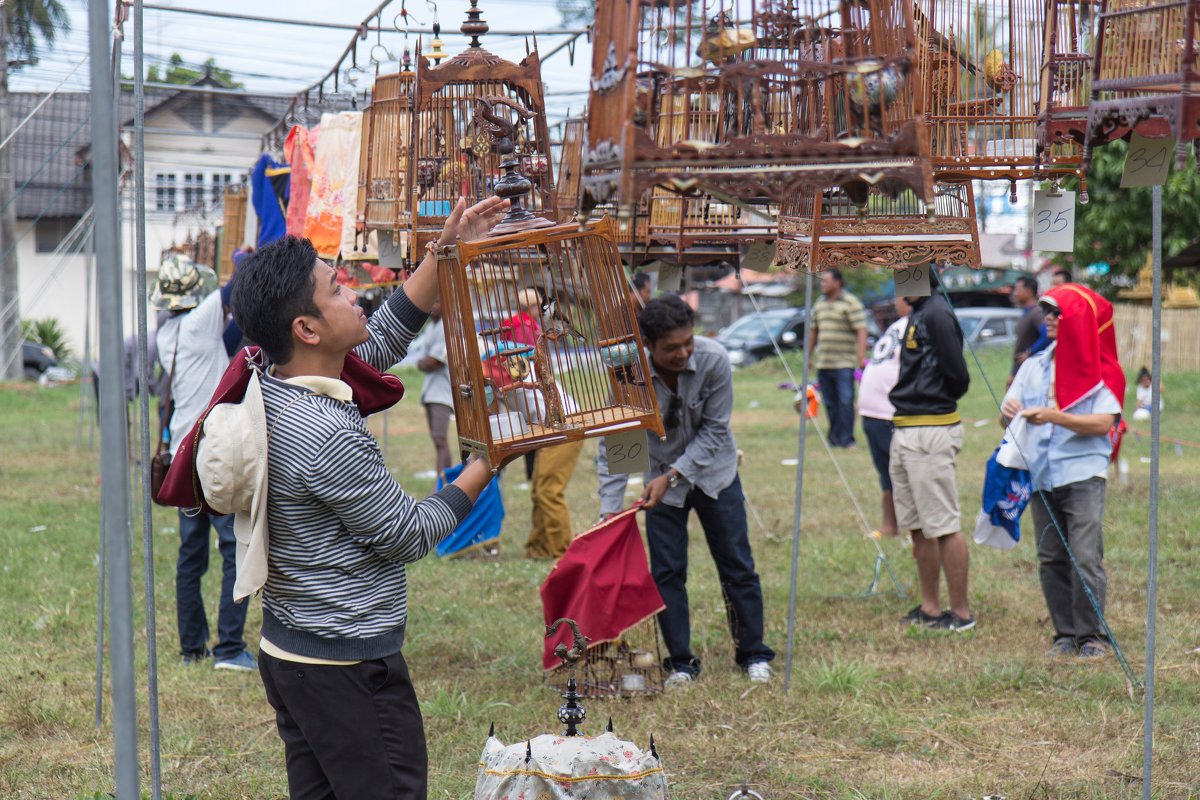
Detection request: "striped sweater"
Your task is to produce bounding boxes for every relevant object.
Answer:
[259,288,472,661]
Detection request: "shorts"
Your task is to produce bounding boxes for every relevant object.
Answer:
[861,416,894,491]
[889,423,964,538]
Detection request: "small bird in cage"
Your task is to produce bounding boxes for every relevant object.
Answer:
[540,298,586,342]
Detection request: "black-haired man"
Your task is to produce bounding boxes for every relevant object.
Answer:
[1011,275,1047,378]
[599,295,774,686]
[809,268,868,448]
[231,197,504,799]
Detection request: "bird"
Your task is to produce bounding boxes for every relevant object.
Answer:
[540,298,586,342]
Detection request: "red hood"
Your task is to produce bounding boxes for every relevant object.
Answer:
[1044,284,1124,412]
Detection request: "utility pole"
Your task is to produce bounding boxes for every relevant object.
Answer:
[0,8,24,380]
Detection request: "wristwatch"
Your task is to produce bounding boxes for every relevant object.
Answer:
[666,468,680,489]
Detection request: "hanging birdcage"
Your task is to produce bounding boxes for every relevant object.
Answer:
[1034,0,1102,179]
[1083,0,1200,173]
[775,181,981,272]
[555,117,586,221]
[438,215,664,468]
[576,617,666,699]
[361,66,416,237]
[581,0,935,223]
[410,0,556,260]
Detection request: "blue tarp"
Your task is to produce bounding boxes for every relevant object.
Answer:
[435,462,504,557]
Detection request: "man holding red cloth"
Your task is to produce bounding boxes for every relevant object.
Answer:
[1000,284,1125,659]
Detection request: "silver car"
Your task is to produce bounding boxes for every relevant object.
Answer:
[953,307,1026,349]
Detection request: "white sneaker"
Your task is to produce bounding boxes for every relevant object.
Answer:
[746,661,771,684]
[663,670,694,689]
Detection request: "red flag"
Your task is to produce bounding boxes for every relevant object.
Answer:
[540,507,665,671]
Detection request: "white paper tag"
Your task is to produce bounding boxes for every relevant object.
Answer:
[1121,133,1175,188]
[1032,190,1076,253]
[375,230,407,269]
[657,263,683,293]
[604,428,650,475]
[893,265,932,297]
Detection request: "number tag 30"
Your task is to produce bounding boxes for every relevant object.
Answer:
[1032,190,1076,253]
[605,428,650,475]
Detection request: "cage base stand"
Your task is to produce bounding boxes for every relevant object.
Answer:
[855,552,908,600]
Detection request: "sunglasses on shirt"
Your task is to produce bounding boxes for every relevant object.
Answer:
[664,395,683,430]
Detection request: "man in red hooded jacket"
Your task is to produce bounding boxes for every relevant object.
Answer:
[1000,284,1124,660]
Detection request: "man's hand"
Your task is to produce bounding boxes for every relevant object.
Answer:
[437,196,510,246]
[1021,406,1060,425]
[640,474,671,509]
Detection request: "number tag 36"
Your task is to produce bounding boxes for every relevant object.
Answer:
[1032,190,1076,253]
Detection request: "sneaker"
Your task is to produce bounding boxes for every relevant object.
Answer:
[1045,637,1077,657]
[1078,640,1112,659]
[214,651,258,672]
[901,605,942,627]
[663,670,694,689]
[745,662,771,684]
[181,648,211,666]
[931,611,976,632]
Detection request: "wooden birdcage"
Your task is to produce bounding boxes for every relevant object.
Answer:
[410,1,556,259]
[1084,0,1200,172]
[910,0,1086,181]
[1034,0,1103,179]
[581,0,935,223]
[555,117,586,220]
[775,181,981,272]
[362,67,416,234]
[437,217,665,468]
[578,617,666,699]
[217,185,247,283]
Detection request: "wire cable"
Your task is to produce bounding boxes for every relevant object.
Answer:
[0,56,88,152]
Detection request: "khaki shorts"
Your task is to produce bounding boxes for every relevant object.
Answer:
[888,423,964,538]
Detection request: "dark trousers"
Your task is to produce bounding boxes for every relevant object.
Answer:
[644,474,775,676]
[818,368,857,447]
[861,415,894,491]
[1031,477,1108,644]
[259,650,428,800]
[176,510,246,660]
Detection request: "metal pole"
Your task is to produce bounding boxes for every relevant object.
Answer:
[1141,184,1163,800]
[78,236,95,448]
[784,270,815,693]
[88,0,141,795]
[133,3,164,797]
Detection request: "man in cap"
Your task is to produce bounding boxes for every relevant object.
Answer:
[153,254,255,671]
[1001,284,1124,659]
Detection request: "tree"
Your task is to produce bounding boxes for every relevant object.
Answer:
[555,0,595,26]
[145,53,243,89]
[2,1,69,380]
[1056,139,1200,291]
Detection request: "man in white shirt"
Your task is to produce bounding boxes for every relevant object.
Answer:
[153,255,253,671]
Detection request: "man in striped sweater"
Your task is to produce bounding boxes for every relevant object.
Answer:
[230,196,506,799]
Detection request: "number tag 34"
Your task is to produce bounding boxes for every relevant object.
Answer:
[1032,190,1076,253]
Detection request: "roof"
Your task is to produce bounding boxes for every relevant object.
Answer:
[10,80,298,220]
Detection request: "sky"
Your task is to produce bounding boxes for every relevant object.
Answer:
[10,0,594,129]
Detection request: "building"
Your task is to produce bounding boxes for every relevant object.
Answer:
[11,76,290,358]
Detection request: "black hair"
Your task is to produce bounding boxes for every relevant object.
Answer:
[1137,366,1152,382]
[631,272,652,291]
[230,236,321,364]
[826,268,844,286]
[1015,275,1039,294]
[1053,268,1072,281]
[638,294,694,343]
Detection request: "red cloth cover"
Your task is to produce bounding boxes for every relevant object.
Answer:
[540,507,665,671]
[1044,284,1125,412]
[156,346,404,512]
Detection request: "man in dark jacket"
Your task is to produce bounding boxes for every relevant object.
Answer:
[888,271,974,631]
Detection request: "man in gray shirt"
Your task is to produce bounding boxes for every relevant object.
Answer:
[599,295,774,686]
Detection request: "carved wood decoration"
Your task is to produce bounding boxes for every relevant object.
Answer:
[775,181,981,272]
[437,217,665,469]
[581,0,936,223]
[218,186,247,283]
[410,1,556,260]
[1083,0,1200,174]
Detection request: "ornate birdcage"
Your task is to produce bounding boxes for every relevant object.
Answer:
[410,1,556,259]
[438,215,664,468]
[1083,0,1200,173]
[775,181,981,272]
[555,117,586,221]
[362,65,416,237]
[577,617,666,699]
[581,0,935,224]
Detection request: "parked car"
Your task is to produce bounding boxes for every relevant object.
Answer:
[716,307,880,367]
[953,307,1025,350]
[22,340,58,380]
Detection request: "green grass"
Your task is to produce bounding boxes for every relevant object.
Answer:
[2,346,1200,799]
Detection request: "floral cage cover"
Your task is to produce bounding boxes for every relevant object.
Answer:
[475,732,668,799]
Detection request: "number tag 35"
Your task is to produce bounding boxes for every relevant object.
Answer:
[1032,190,1076,253]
